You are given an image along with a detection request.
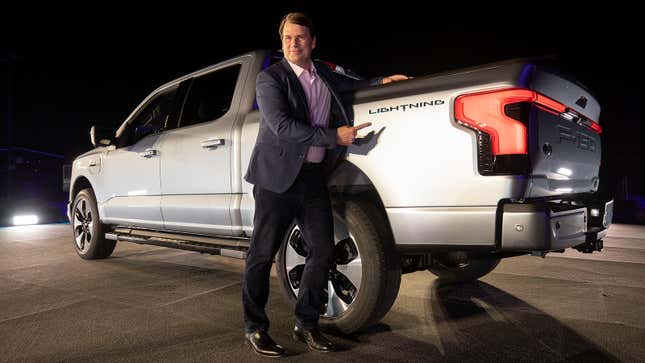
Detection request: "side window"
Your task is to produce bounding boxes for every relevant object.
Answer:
[179,64,241,128]
[121,86,178,147]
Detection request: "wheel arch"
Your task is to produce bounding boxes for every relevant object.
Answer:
[70,176,93,203]
[328,160,396,245]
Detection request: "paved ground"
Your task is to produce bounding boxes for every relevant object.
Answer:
[0,223,644,362]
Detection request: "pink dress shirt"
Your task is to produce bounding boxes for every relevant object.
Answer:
[286,60,332,163]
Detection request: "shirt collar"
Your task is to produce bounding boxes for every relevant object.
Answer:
[286,58,316,79]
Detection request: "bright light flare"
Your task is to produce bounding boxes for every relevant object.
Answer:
[13,215,39,225]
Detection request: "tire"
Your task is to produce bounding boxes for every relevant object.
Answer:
[276,200,401,334]
[428,251,500,284]
[71,188,116,259]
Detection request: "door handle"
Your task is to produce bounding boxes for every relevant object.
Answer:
[138,149,159,158]
[201,138,225,148]
[89,160,98,166]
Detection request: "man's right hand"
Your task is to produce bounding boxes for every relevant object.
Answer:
[337,122,372,146]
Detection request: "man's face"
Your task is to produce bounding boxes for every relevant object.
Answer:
[282,22,316,68]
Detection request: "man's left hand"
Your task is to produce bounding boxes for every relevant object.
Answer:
[382,74,410,84]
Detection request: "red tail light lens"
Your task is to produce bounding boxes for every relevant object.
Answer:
[323,61,338,72]
[455,88,568,155]
[455,88,600,157]
[455,88,601,176]
[455,88,569,175]
[584,119,603,134]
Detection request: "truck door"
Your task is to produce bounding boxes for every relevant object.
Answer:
[160,62,244,236]
[100,85,178,228]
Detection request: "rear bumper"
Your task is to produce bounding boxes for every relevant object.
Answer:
[389,198,613,252]
[500,198,613,252]
[499,203,587,251]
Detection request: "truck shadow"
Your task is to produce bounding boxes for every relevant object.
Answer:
[87,251,621,361]
[423,280,619,362]
[331,279,619,362]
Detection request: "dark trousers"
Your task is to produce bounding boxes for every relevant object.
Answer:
[243,164,334,333]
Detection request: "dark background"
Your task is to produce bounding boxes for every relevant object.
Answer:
[1,7,642,222]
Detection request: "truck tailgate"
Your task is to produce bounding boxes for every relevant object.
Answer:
[524,66,602,198]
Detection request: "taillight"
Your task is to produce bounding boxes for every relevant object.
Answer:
[455,89,535,175]
[322,61,347,75]
[580,118,603,134]
[455,88,600,175]
[456,88,558,155]
[323,61,338,72]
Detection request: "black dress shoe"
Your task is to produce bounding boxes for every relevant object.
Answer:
[244,330,286,358]
[293,326,336,352]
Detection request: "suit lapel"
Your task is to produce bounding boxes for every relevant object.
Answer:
[314,61,350,127]
[280,58,351,128]
[280,59,311,124]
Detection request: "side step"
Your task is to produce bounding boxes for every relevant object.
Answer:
[105,227,250,259]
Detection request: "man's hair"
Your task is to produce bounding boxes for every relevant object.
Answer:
[278,12,315,39]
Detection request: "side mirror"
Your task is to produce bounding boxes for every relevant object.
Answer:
[90,125,114,147]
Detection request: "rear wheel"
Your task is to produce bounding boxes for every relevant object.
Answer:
[276,200,401,334]
[72,188,116,259]
[428,251,500,284]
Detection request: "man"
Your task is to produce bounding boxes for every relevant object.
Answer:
[243,12,408,357]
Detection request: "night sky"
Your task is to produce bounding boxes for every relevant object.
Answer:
[1,7,642,202]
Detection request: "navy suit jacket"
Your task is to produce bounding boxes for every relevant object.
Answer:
[244,58,381,193]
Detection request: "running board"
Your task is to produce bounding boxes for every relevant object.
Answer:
[105,227,249,259]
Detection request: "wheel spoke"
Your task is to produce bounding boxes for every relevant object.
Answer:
[285,226,308,291]
[287,264,305,290]
[74,207,85,223]
[336,256,362,290]
[74,213,83,229]
[78,232,85,249]
[74,224,84,249]
[324,280,348,318]
[285,242,306,270]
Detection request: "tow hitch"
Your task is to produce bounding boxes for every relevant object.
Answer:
[573,198,613,253]
[573,234,604,253]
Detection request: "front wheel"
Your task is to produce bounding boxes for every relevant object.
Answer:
[71,188,116,259]
[276,200,401,334]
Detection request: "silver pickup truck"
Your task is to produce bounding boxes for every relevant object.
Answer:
[68,50,613,333]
